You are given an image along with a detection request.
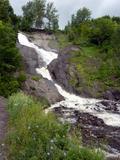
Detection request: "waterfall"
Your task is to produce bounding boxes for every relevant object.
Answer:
[18,32,120,127]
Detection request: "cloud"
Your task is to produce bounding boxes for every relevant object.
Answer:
[10,0,120,28]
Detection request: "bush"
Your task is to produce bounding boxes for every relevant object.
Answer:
[0,21,22,97]
[17,72,27,84]
[0,75,20,97]
[7,92,105,160]
[0,21,21,74]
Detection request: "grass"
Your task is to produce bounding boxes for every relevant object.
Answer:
[6,92,105,160]
[55,32,72,49]
[32,75,41,81]
[68,45,120,97]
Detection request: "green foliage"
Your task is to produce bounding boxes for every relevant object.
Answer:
[75,7,91,25]
[33,0,46,28]
[112,16,120,24]
[0,75,20,97]
[32,76,41,81]
[17,72,27,84]
[0,21,21,97]
[46,2,59,31]
[0,21,21,74]
[55,32,71,49]
[111,26,120,56]
[21,0,59,31]
[89,18,116,45]
[7,93,105,160]
[0,0,20,29]
[21,0,46,30]
[0,0,11,22]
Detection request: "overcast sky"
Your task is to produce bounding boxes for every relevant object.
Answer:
[10,0,120,28]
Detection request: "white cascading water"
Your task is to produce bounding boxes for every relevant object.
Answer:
[18,33,120,127]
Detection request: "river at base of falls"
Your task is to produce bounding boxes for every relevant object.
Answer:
[18,32,120,156]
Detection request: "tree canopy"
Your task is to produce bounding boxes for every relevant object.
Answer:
[21,0,59,31]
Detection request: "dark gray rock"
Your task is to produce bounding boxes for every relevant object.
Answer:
[17,43,44,75]
[103,90,120,101]
[48,53,74,93]
[52,106,120,157]
[22,76,64,104]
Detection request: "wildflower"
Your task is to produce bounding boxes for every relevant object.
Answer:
[64,152,67,157]
[50,139,54,143]
[50,146,53,150]
[28,126,31,130]
[47,152,50,156]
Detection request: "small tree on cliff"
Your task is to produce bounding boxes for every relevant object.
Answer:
[45,2,59,31]
[21,0,45,30]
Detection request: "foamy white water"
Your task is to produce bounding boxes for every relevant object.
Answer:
[18,32,120,127]
[18,33,58,65]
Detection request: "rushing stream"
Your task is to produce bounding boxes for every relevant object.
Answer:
[18,32,120,128]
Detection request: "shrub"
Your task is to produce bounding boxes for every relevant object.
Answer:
[17,72,27,84]
[32,76,41,81]
[0,75,20,97]
[7,92,105,160]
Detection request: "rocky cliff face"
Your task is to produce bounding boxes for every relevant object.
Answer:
[17,39,63,104]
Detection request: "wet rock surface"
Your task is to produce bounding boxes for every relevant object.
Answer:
[48,47,77,94]
[53,105,120,158]
[22,75,64,104]
[103,90,120,102]
[17,43,42,75]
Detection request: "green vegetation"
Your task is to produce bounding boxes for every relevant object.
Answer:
[0,21,22,97]
[7,92,105,160]
[0,0,24,97]
[21,0,59,32]
[57,8,120,97]
[55,32,72,49]
[32,75,41,81]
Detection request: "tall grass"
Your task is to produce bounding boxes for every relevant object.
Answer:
[7,92,105,160]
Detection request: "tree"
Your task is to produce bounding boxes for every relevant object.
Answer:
[22,0,45,29]
[0,0,17,24]
[0,0,10,22]
[111,27,120,56]
[0,21,21,74]
[46,2,59,31]
[89,18,116,45]
[22,1,35,30]
[75,7,91,24]
[33,0,46,28]
[112,16,120,24]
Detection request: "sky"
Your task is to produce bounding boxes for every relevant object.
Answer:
[10,0,120,28]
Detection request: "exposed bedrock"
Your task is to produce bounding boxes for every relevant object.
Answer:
[17,43,64,104]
